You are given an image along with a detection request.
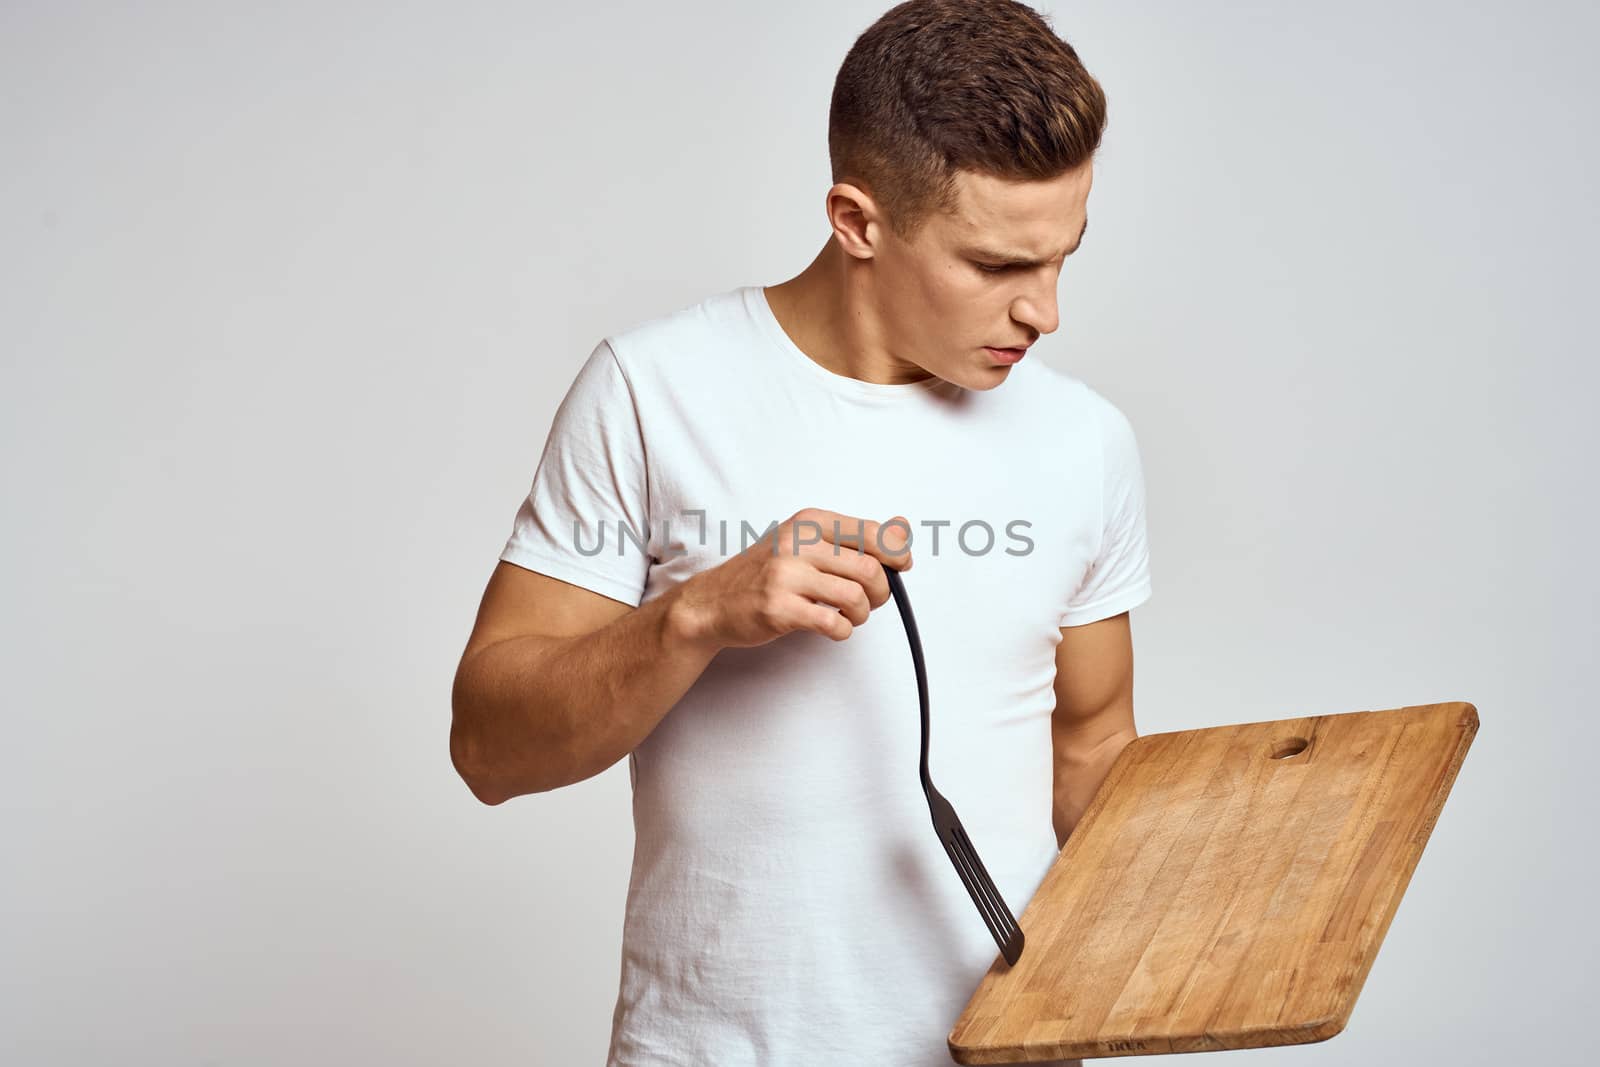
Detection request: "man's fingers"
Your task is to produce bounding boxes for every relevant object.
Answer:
[786,508,913,571]
[806,602,854,642]
[872,515,913,570]
[793,569,873,627]
[799,541,894,608]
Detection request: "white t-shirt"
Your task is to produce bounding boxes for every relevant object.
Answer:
[499,284,1153,1066]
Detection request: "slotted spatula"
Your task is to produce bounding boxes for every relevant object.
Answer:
[882,563,1025,967]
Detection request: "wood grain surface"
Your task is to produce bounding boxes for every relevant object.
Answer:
[948,700,1478,1063]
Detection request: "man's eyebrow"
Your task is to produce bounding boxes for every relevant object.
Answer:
[963,216,1089,266]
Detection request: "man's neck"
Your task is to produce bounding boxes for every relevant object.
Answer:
[763,239,936,386]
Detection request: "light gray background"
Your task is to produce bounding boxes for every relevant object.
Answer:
[4,1,1594,1064]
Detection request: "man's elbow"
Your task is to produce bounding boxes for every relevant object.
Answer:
[451,663,515,805]
[1052,698,1137,754]
[450,720,509,806]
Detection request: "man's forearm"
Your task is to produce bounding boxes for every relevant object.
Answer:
[450,586,717,804]
[1052,724,1137,849]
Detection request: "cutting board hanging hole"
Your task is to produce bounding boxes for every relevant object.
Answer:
[1270,737,1311,759]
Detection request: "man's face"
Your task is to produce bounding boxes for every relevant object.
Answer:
[871,161,1093,390]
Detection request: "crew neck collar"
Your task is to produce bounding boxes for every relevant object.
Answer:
[743,285,960,403]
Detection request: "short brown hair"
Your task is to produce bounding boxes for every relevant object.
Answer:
[828,0,1108,240]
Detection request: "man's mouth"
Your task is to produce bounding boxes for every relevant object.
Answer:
[983,345,1029,365]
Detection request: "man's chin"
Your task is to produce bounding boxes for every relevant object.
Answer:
[954,362,1016,391]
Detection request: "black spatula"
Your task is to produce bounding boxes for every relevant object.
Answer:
[883,563,1025,967]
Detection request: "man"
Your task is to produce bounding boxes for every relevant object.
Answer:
[450,1,1150,1063]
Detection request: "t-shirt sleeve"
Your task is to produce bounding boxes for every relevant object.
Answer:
[498,338,652,607]
[1060,398,1153,627]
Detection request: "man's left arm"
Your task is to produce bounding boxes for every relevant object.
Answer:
[1051,609,1138,849]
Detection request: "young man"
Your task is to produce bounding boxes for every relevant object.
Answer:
[451,2,1150,1064]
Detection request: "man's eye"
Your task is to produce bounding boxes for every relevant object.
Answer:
[976,262,1009,274]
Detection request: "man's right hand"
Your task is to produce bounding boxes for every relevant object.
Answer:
[666,508,914,651]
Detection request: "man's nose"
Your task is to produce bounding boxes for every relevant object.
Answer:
[1010,284,1060,338]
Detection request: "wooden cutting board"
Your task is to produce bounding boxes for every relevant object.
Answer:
[948,700,1478,1063]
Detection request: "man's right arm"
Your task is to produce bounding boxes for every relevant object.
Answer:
[449,560,717,805]
[450,510,914,805]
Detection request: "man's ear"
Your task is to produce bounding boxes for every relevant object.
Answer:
[825,181,880,261]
